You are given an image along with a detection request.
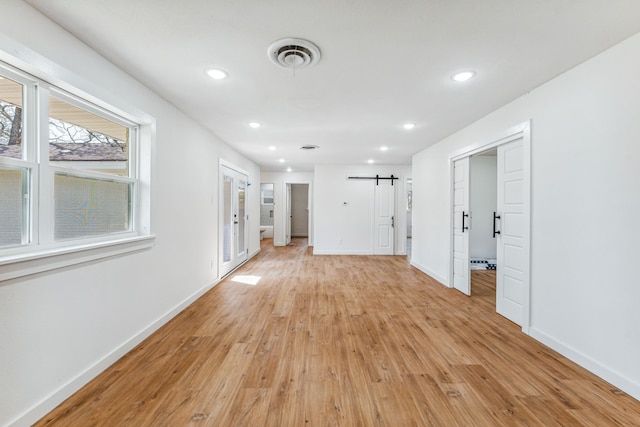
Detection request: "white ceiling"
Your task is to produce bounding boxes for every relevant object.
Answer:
[24,0,640,172]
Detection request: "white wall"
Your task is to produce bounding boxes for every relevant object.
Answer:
[469,155,497,260]
[412,32,640,400]
[314,164,411,255]
[0,3,260,426]
[260,171,313,246]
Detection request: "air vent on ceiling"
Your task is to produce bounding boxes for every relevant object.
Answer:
[268,38,321,70]
[300,145,319,150]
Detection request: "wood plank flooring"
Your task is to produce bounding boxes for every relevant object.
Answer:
[37,238,640,426]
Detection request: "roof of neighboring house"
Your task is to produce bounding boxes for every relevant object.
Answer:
[0,143,127,161]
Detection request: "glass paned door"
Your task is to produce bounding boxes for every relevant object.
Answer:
[220,164,248,277]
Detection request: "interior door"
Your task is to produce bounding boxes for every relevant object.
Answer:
[452,157,470,295]
[220,164,248,277]
[496,138,525,325]
[374,178,395,255]
[285,183,292,245]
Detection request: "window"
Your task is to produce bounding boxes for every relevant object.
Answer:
[48,94,135,241]
[261,183,274,205]
[0,74,29,248]
[0,61,151,274]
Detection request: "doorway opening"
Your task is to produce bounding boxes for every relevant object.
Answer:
[469,149,497,312]
[450,122,531,330]
[260,183,274,243]
[285,182,312,246]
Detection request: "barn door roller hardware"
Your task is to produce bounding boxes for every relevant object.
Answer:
[347,174,399,185]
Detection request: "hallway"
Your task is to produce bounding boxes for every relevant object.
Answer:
[37,238,640,426]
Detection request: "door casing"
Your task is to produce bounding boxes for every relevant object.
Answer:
[449,121,531,332]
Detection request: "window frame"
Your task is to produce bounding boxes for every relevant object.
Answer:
[0,61,154,281]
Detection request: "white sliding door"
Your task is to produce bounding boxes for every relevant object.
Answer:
[496,138,526,325]
[452,157,470,295]
[220,164,248,277]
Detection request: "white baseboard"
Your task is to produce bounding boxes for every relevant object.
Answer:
[312,249,373,255]
[528,327,640,402]
[249,247,261,258]
[10,278,222,427]
[410,260,450,287]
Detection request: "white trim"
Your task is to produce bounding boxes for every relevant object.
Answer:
[410,260,449,287]
[283,180,313,246]
[219,158,249,177]
[7,276,222,427]
[529,327,640,401]
[0,235,155,283]
[449,121,530,161]
[50,160,127,170]
[312,249,373,255]
[249,247,261,259]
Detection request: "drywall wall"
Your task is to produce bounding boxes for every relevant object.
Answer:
[0,3,260,426]
[260,171,313,246]
[469,155,497,260]
[314,164,411,255]
[412,32,640,400]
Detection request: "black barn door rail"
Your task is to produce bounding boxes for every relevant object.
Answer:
[347,174,399,185]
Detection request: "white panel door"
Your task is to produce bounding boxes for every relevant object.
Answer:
[374,179,395,255]
[496,138,525,325]
[220,165,248,277]
[452,157,470,295]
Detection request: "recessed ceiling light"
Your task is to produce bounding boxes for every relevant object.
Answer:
[268,146,276,151]
[249,122,261,128]
[451,70,476,82]
[403,123,416,130]
[380,146,389,151]
[279,158,285,163]
[286,167,292,172]
[367,159,375,164]
[205,68,228,80]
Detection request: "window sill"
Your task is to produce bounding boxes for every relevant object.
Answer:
[0,235,156,283]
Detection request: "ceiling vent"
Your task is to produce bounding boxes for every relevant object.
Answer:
[300,145,319,150]
[268,38,321,70]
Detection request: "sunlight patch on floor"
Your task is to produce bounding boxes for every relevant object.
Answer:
[231,275,262,286]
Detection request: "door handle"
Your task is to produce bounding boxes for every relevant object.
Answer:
[462,211,469,233]
[493,212,501,238]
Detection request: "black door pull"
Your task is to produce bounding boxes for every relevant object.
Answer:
[462,211,469,233]
[493,212,501,238]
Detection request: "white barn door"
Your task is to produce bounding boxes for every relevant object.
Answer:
[496,138,525,325]
[374,179,395,255]
[452,157,470,295]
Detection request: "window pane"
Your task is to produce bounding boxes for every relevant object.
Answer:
[0,166,28,246]
[0,77,24,159]
[55,174,131,240]
[49,97,129,176]
[223,175,232,263]
[237,182,245,254]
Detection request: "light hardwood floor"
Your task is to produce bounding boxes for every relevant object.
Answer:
[37,238,640,426]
